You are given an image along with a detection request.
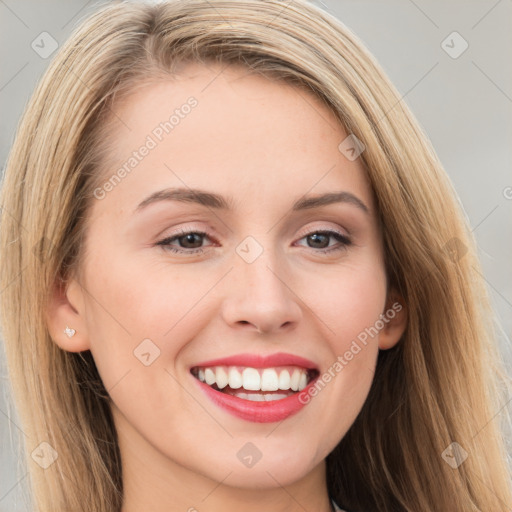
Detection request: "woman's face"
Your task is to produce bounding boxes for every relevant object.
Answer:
[49,63,405,500]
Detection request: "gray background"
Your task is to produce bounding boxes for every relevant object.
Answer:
[1,1,511,510]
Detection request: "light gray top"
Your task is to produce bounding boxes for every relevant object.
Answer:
[332,499,346,511]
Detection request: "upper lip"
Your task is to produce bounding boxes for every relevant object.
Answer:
[190,352,319,371]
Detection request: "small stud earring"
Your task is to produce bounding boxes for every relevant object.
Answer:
[64,326,76,338]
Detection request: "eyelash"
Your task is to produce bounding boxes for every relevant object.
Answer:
[155,228,352,255]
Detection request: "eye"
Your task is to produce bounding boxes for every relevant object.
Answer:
[295,230,352,254]
[156,229,213,255]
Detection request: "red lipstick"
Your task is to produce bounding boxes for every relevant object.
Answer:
[192,352,318,370]
[190,352,319,423]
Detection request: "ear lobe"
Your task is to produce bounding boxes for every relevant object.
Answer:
[378,289,407,351]
[45,278,90,353]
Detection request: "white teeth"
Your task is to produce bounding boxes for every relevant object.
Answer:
[239,392,290,402]
[298,372,308,391]
[290,369,301,391]
[264,392,289,401]
[278,370,291,390]
[260,369,279,391]
[242,368,261,391]
[248,393,265,401]
[215,367,229,389]
[205,368,216,386]
[195,365,311,393]
[228,368,243,389]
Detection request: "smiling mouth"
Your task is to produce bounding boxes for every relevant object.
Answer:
[190,365,320,402]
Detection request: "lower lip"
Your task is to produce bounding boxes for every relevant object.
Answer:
[193,375,318,423]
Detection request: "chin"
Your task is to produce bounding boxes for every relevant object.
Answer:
[199,451,320,489]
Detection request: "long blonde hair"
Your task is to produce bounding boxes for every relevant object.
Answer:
[0,1,510,510]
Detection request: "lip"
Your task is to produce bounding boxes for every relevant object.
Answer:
[189,352,320,423]
[192,372,319,423]
[190,352,319,371]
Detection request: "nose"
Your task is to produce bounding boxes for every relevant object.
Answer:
[220,248,303,335]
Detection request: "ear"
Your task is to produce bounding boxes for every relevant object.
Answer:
[378,288,407,350]
[45,277,91,352]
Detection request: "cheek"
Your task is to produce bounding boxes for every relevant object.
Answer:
[305,255,387,353]
[80,244,221,392]
[301,257,386,437]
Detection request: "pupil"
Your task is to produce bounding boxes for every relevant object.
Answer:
[309,233,328,248]
[181,233,202,248]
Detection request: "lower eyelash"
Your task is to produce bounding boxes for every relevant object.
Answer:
[156,230,351,254]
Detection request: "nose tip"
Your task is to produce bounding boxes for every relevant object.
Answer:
[221,261,303,335]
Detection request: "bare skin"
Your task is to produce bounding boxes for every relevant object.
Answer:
[47,62,407,512]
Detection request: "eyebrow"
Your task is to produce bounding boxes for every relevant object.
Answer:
[134,187,369,214]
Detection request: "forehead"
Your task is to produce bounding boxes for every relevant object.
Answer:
[91,62,374,218]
